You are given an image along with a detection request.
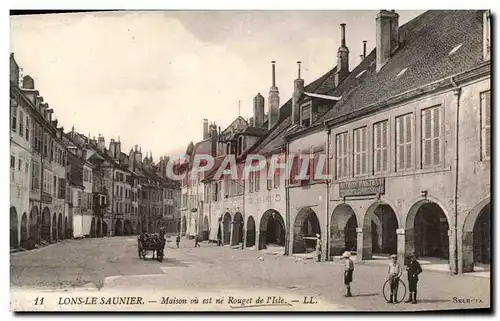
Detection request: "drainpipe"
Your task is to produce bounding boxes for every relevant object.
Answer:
[284,142,290,256]
[450,76,461,275]
[325,128,331,261]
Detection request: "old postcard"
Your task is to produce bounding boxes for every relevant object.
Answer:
[9,9,491,312]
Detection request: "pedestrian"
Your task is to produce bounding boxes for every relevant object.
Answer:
[176,234,180,248]
[342,251,354,297]
[405,253,423,304]
[387,254,402,303]
[315,234,322,262]
[194,235,201,248]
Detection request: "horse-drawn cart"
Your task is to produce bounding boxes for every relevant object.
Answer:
[137,233,166,262]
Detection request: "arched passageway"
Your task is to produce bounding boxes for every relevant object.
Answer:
[58,213,63,240]
[259,210,285,250]
[90,218,97,238]
[115,219,123,236]
[293,207,321,254]
[10,207,19,248]
[361,202,399,259]
[462,200,491,272]
[102,221,108,237]
[21,212,28,243]
[246,216,256,247]
[222,213,232,245]
[202,216,209,241]
[41,207,51,243]
[30,207,40,244]
[97,218,102,237]
[52,213,57,241]
[406,201,450,260]
[181,216,187,236]
[330,204,358,256]
[231,212,244,246]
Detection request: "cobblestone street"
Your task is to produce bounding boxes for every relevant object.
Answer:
[10,236,490,311]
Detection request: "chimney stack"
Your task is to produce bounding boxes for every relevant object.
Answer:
[97,134,105,152]
[376,10,399,72]
[292,61,305,124]
[335,23,350,87]
[253,93,265,128]
[268,61,280,130]
[203,119,209,140]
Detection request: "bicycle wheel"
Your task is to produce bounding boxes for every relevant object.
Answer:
[382,278,407,303]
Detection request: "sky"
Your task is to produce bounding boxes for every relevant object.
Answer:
[10,10,424,159]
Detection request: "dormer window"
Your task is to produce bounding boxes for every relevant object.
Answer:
[301,104,312,128]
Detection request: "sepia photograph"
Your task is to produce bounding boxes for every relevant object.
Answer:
[8,7,491,312]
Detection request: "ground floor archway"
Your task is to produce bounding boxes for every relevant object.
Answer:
[202,216,209,241]
[58,213,63,240]
[406,200,450,260]
[223,212,232,245]
[115,219,123,236]
[90,217,97,238]
[102,221,108,237]
[246,216,256,247]
[330,204,358,256]
[29,206,40,244]
[52,213,57,241]
[124,220,133,235]
[361,202,399,259]
[10,207,19,248]
[21,212,28,243]
[231,212,244,246]
[462,200,491,272]
[293,207,321,254]
[41,207,51,243]
[259,210,285,250]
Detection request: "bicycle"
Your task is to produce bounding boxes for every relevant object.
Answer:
[382,277,407,303]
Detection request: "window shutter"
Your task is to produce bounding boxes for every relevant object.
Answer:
[405,115,412,169]
[432,107,441,165]
[423,110,432,166]
[361,128,367,174]
[336,135,342,178]
[343,134,348,177]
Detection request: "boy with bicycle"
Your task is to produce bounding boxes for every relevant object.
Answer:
[387,254,402,303]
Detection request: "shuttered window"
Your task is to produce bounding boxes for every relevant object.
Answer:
[481,91,491,160]
[266,159,272,190]
[395,113,413,171]
[312,144,327,182]
[336,132,349,179]
[373,120,389,173]
[289,155,300,185]
[421,106,442,167]
[302,105,311,127]
[353,127,367,176]
[19,110,24,137]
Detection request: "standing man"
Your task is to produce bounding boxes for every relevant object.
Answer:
[405,253,423,304]
[194,234,201,247]
[342,251,354,297]
[387,254,402,303]
[176,234,180,248]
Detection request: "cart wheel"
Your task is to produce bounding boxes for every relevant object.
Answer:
[382,278,407,303]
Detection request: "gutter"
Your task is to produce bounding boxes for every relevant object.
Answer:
[450,76,461,275]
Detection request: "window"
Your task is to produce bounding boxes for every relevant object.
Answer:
[58,178,66,199]
[25,117,30,142]
[32,161,40,190]
[11,105,17,132]
[312,145,327,182]
[18,158,22,171]
[395,113,413,171]
[267,159,272,190]
[289,155,301,185]
[53,176,57,197]
[254,170,260,192]
[336,132,349,179]
[25,161,29,173]
[373,120,389,174]
[19,110,24,137]
[10,155,15,180]
[421,106,442,167]
[353,127,367,176]
[481,91,491,160]
[301,105,311,127]
[273,155,282,189]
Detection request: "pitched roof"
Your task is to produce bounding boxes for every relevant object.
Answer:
[318,10,485,124]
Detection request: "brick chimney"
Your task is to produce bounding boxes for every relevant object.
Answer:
[253,93,265,128]
[97,134,105,152]
[268,61,280,130]
[203,119,209,140]
[292,61,305,124]
[376,10,399,72]
[335,23,350,87]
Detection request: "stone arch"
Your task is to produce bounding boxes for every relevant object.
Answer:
[405,199,451,260]
[293,207,321,254]
[330,204,359,256]
[41,207,51,243]
[222,212,232,245]
[58,213,63,240]
[20,212,28,243]
[97,218,102,237]
[91,217,97,238]
[29,206,40,243]
[361,201,399,259]
[258,209,285,250]
[246,216,256,247]
[202,216,209,241]
[10,206,19,248]
[462,198,491,272]
[231,212,244,246]
[181,216,187,236]
[52,213,57,241]
[115,219,123,236]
